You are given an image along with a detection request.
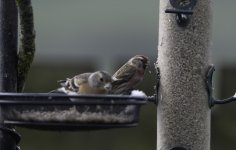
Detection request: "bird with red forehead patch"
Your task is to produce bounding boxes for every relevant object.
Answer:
[110,55,149,95]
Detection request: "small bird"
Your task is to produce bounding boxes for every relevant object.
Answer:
[55,71,113,94]
[110,55,149,95]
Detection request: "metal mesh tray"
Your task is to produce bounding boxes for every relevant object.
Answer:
[0,93,148,130]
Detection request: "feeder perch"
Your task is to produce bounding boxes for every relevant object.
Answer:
[165,0,198,27]
[206,65,236,108]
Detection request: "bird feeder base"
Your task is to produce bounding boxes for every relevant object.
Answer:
[0,93,146,131]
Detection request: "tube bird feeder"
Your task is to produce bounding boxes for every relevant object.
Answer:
[157,0,212,149]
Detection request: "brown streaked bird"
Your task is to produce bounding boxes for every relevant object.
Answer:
[110,55,149,95]
[56,71,113,94]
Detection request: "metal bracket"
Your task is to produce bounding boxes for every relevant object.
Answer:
[206,64,236,108]
[148,64,160,105]
[165,0,197,27]
[147,94,158,105]
[206,64,215,108]
[0,126,21,150]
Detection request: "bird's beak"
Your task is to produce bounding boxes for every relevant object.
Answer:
[140,56,149,69]
[104,83,112,91]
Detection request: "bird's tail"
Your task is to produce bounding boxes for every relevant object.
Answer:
[57,79,67,87]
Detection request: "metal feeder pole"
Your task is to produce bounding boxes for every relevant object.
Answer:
[157,0,212,150]
[0,0,19,149]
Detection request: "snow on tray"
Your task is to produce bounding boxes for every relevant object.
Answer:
[130,90,147,97]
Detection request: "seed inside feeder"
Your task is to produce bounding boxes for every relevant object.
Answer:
[7,104,138,124]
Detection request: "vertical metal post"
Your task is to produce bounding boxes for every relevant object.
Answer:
[0,0,20,149]
[157,0,212,150]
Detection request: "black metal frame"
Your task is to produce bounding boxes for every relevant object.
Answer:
[0,0,19,149]
[0,92,155,105]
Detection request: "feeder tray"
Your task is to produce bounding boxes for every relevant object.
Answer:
[0,93,148,131]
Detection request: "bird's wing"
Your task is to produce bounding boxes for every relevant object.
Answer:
[73,73,91,85]
[56,73,91,93]
[112,64,136,82]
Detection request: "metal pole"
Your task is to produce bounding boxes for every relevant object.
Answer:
[0,0,20,149]
[157,0,212,149]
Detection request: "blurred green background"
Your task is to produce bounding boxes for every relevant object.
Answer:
[16,0,236,150]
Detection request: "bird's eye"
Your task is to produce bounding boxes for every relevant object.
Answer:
[100,78,104,82]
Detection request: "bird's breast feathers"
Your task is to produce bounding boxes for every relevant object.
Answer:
[79,83,107,94]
